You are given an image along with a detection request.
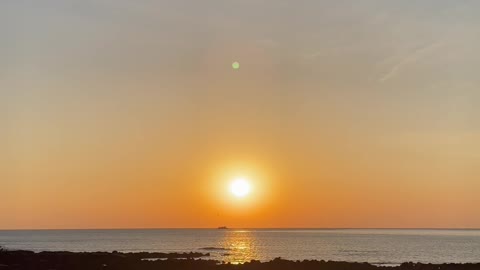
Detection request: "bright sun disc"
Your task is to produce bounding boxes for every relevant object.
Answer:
[230,178,251,198]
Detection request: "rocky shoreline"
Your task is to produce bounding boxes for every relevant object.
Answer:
[0,250,479,270]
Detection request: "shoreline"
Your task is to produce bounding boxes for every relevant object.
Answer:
[1,250,479,270]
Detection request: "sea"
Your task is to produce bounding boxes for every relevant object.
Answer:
[1,229,479,266]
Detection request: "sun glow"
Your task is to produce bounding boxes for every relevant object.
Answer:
[230,178,251,198]
[209,162,272,212]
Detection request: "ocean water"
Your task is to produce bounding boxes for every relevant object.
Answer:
[1,229,479,266]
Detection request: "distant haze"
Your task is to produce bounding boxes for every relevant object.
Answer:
[1,0,479,229]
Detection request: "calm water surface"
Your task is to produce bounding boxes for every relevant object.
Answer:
[1,229,479,265]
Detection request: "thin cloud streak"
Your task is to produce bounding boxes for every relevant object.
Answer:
[378,41,444,83]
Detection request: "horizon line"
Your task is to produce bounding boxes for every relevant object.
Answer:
[1,227,479,231]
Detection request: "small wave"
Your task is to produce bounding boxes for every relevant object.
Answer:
[371,262,401,267]
[338,249,379,254]
[199,247,231,251]
[141,258,192,261]
[141,258,168,261]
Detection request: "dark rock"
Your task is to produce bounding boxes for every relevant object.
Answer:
[0,250,479,270]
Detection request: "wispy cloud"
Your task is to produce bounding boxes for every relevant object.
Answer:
[302,51,327,60]
[378,41,443,83]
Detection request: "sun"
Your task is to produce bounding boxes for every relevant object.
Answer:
[230,178,251,198]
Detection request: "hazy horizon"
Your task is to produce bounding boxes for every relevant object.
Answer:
[2,227,480,231]
[2,0,480,229]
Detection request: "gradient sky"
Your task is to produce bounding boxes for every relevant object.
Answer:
[1,0,480,229]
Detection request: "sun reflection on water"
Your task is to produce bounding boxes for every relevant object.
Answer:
[220,230,258,264]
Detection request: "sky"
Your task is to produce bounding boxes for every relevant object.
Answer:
[1,0,480,229]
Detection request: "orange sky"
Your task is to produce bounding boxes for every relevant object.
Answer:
[1,1,480,229]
